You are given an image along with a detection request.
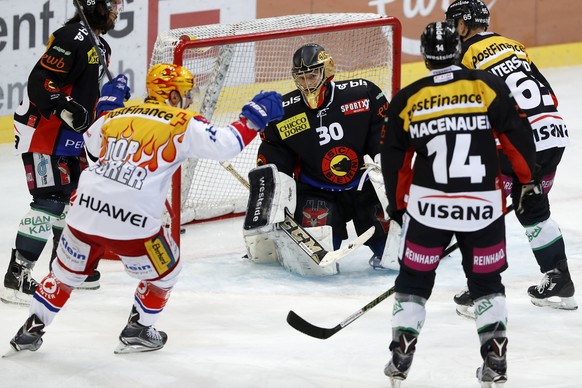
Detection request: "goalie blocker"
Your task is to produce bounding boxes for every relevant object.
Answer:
[243,164,337,276]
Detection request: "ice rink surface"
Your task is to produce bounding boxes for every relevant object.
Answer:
[0,65,581,387]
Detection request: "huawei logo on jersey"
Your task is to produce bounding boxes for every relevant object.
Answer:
[321,146,359,184]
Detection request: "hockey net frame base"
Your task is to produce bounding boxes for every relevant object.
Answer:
[149,13,402,244]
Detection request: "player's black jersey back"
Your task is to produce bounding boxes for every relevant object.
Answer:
[258,79,388,190]
[384,66,532,194]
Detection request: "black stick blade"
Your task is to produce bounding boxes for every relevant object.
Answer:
[286,310,341,340]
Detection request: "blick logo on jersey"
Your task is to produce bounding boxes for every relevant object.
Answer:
[276,112,310,139]
[341,98,370,115]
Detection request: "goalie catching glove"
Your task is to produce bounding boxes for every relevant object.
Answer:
[241,91,284,131]
[55,95,90,134]
[97,74,131,117]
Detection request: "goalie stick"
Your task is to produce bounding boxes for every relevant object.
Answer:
[287,286,395,339]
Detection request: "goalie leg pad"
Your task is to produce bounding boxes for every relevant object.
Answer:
[244,231,279,264]
[275,225,338,276]
[243,164,296,230]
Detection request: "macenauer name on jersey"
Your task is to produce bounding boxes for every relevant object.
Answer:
[77,193,148,228]
[409,115,490,138]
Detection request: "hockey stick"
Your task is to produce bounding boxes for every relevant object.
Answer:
[287,286,395,339]
[72,0,113,82]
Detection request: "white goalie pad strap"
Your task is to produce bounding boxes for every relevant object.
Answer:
[243,164,296,232]
[276,225,337,276]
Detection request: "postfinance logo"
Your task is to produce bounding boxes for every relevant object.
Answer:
[276,113,310,139]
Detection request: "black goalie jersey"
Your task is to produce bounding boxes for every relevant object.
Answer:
[381,66,536,232]
[257,79,389,191]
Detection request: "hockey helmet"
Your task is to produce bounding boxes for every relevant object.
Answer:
[446,0,490,30]
[78,0,124,14]
[420,21,461,68]
[291,43,335,109]
[146,64,195,109]
[75,0,123,33]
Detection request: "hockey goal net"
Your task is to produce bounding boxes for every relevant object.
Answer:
[150,13,402,243]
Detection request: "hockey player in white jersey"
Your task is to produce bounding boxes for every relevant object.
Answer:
[6,63,283,355]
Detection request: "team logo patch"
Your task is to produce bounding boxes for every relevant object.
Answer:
[321,146,359,185]
[145,236,176,275]
[87,47,100,65]
[301,200,330,227]
[275,112,310,139]
[44,80,60,93]
[340,98,370,115]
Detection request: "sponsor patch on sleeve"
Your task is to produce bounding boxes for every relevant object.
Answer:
[340,98,370,115]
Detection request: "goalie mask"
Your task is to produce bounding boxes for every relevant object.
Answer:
[291,43,335,109]
[146,64,195,109]
[446,0,490,30]
[420,21,461,68]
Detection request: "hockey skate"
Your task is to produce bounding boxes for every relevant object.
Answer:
[476,337,508,388]
[77,270,101,290]
[453,287,476,319]
[1,249,39,306]
[114,307,167,354]
[527,260,578,310]
[4,314,46,357]
[384,333,417,388]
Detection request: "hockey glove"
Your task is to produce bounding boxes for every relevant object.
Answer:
[387,204,405,227]
[56,95,90,134]
[241,91,284,131]
[517,180,543,214]
[97,74,131,117]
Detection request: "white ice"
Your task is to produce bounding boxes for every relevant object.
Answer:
[1,65,581,388]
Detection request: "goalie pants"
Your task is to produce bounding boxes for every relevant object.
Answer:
[294,180,387,256]
[500,147,568,272]
[395,214,507,301]
[29,225,181,328]
[14,152,86,263]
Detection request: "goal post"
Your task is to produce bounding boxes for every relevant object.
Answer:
[149,13,402,244]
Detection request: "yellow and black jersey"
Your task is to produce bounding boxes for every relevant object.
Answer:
[258,79,389,191]
[381,66,536,232]
[459,32,568,152]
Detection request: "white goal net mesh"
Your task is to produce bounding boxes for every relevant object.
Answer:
[150,13,401,225]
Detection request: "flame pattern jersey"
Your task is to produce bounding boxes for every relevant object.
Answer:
[66,100,255,239]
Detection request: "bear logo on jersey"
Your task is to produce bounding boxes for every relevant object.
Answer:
[321,146,359,185]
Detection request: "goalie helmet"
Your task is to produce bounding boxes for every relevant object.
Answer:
[291,43,335,109]
[146,64,195,109]
[446,0,490,30]
[420,21,461,68]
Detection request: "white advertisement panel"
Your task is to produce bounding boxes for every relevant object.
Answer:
[0,0,256,116]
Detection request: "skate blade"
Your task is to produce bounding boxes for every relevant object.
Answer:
[114,342,163,354]
[0,289,32,306]
[530,296,578,310]
[456,305,476,320]
[76,282,101,290]
[2,346,19,358]
[389,377,403,388]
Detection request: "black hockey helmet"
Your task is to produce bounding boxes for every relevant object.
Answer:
[446,0,490,30]
[291,43,335,109]
[74,0,123,33]
[420,21,461,68]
